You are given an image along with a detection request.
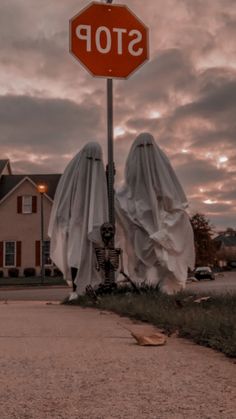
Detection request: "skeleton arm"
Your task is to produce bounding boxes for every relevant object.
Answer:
[95,247,102,271]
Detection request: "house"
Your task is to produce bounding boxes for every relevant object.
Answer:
[214,229,236,268]
[0,159,61,277]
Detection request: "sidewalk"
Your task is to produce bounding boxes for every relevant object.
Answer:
[0,301,235,419]
[0,276,66,287]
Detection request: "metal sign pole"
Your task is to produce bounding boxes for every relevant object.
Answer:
[107,78,114,227]
[106,0,115,289]
[106,0,115,234]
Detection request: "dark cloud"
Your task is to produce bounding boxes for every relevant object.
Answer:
[0,94,105,165]
[116,49,196,108]
[156,67,236,162]
[209,189,236,202]
[175,156,228,187]
[175,78,236,119]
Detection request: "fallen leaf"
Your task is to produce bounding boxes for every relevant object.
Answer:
[131,332,167,346]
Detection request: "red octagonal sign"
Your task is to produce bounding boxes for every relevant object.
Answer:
[70,2,149,79]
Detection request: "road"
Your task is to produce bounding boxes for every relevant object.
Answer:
[0,301,235,419]
[0,285,69,302]
[0,272,235,302]
[186,270,236,294]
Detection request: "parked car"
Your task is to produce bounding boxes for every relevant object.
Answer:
[194,266,215,281]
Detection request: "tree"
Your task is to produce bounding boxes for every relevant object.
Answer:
[190,213,216,267]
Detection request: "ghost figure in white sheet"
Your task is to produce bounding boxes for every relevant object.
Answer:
[115,133,195,294]
[48,142,109,295]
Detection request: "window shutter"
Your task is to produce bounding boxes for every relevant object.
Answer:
[17,196,22,213]
[16,241,22,267]
[35,241,40,266]
[32,196,37,213]
[0,242,3,268]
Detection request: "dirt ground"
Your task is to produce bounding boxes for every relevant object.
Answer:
[0,301,235,419]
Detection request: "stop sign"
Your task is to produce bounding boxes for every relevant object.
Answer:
[70,2,149,78]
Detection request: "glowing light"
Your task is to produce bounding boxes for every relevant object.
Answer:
[149,110,161,119]
[114,126,125,137]
[218,156,228,164]
[199,187,205,193]
[28,154,38,163]
[203,199,218,205]
[181,149,189,153]
[37,183,48,194]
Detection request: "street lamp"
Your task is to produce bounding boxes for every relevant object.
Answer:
[37,183,48,285]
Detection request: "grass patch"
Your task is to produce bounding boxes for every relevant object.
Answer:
[64,289,236,358]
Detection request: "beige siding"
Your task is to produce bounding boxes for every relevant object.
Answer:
[0,179,53,277]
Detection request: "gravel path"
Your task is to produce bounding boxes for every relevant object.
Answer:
[0,301,235,419]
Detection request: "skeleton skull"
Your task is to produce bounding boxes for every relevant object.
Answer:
[100,222,115,246]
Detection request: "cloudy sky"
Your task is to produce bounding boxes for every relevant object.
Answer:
[0,0,236,230]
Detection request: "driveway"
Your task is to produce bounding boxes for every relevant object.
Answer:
[0,301,235,419]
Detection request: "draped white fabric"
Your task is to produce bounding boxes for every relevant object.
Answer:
[115,133,195,294]
[48,142,109,294]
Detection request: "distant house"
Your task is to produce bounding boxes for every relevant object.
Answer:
[0,159,61,277]
[214,229,236,268]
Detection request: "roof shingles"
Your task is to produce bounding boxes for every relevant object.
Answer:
[0,174,61,201]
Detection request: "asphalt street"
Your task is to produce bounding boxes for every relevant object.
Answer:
[186,270,236,294]
[0,271,235,301]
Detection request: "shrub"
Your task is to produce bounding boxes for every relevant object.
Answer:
[23,267,36,277]
[8,268,19,278]
[45,268,51,277]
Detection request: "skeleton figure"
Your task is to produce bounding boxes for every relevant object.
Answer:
[89,222,139,295]
[94,222,118,292]
[100,222,116,248]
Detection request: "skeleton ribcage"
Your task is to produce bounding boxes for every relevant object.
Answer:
[95,248,120,271]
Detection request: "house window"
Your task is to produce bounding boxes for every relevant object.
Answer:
[44,241,52,265]
[22,195,32,214]
[18,196,37,214]
[4,241,16,267]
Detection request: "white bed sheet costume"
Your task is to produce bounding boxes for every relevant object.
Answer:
[48,142,109,295]
[115,133,195,294]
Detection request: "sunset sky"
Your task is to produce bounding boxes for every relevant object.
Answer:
[0,0,236,230]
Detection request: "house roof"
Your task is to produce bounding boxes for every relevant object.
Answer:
[0,174,61,201]
[214,234,236,247]
[0,159,12,176]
